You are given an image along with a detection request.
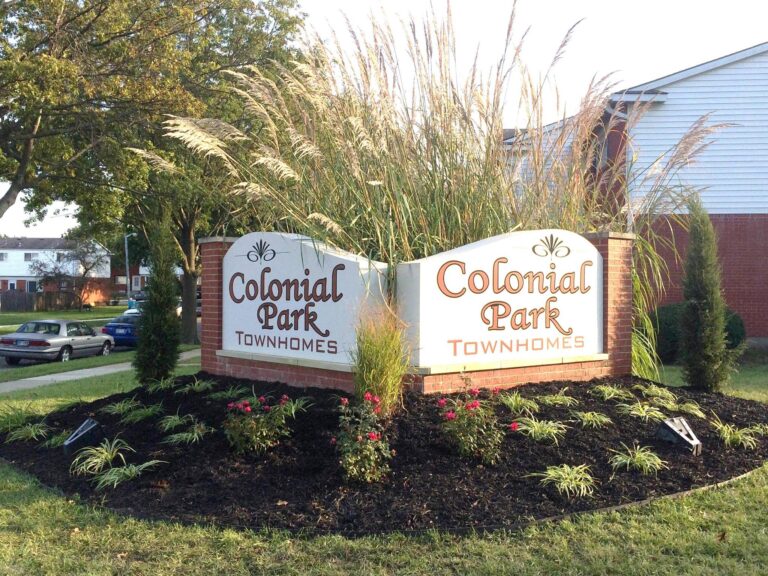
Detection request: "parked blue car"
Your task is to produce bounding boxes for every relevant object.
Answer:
[101,315,141,347]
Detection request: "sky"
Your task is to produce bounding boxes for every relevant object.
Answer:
[2,0,767,238]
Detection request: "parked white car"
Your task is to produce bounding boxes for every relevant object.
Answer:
[0,320,115,365]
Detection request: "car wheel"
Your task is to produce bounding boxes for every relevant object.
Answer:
[4,357,20,366]
[100,341,112,356]
[58,346,72,362]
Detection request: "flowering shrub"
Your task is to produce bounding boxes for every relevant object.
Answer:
[223,394,310,455]
[439,394,504,465]
[336,393,393,483]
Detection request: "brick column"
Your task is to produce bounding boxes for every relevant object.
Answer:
[585,232,634,375]
[199,237,236,374]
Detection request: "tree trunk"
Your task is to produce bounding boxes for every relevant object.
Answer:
[180,269,199,344]
[177,217,199,344]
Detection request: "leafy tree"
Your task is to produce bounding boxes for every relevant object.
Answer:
[133,215,180,384]
[28,240,110,310]
[680,197,741,391]
[2,0,303,343]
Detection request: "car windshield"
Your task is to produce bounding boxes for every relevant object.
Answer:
[17,322,60,335]
[113,316,139,324]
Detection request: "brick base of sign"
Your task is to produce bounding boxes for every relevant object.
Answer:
[200,232,634,395]
[410,360,616,394]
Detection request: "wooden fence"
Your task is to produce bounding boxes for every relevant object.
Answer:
[0,291,78,313]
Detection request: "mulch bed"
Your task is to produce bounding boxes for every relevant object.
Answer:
[1,373,767,535]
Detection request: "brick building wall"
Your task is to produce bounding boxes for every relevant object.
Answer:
[656,215,768,338]
[200,233,634,395]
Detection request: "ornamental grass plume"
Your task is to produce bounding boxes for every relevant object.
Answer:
[166,5,723,379]
[352,306,410,417]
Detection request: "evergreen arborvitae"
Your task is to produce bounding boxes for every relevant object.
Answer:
[133,222,180,384]
[680,197,738,391]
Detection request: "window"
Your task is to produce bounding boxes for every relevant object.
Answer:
[24,252,38,262]
[27,280,37,293]
[56,252,65,262]
[0,253,6,261]
[9,282,15,290]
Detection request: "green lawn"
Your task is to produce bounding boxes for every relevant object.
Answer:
[660,349,768,402]
[0,344,199,384]
[0,359,766,574]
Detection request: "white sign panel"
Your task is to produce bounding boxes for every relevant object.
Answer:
[222,232,387,368]
[397,229,603,371]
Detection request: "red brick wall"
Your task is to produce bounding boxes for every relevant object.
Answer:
[200,233,634,394]
[656,215,768,337]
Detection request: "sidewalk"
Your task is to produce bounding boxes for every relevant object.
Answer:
[0,349,201,395]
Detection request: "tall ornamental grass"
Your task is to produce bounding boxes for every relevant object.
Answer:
[166,6,721,377]
[352,307,410,417]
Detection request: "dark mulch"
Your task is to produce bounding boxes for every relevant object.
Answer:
[1,373,767,535]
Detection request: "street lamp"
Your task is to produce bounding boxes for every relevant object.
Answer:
[124,232,137,301]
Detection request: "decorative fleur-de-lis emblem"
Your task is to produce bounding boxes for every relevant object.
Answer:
[532,234,571,259]
[246,239,276,263]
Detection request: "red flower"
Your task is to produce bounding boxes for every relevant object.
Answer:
[367,431,379,441]
[242,400,250,406]
[340,397,349,406]
[244,406,252,413]
[437,398,447,408]
[263,405,272,412]
[492,388,501,396]
[372,395,381,405]
[227,402,234,409]
[509,422,519,432]
[373,405,381,415]
[258,396,266,404]
[280,394,290,405]
[469,388,480,397]
[445,411,457,421]
[465,400,480,410]
[330,436,337,446]
[363,391,373,402]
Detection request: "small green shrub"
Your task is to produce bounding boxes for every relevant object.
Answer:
[653,302,746,364]
[352,308,410,417]
[158,412,196,432]
[439,391,504,465]
[516,417,568,445]
[531,464,596,499]
[0,403,35,432]
[616,401,666,423]
[609,443,667,475]
[498,392,539,417]
[590,384,634,402]
[93,460,165,491]
[571,411,612,429]
[100,397,141,417]
[41,429,71,448]
[676,401,706,419]
[223,395,310,455]
[174,377,215,395]
[120,403,164,424]
[336,394,393,483]
[146,377,178,394]
[133,218,180,384]
[5,421,49,443]
[537,387,579,408]
[163,421,213,445]
[70,438,134,476]
[207,385,250,401]
[633,383,677,403]
[711,414,758,449]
